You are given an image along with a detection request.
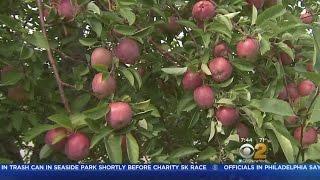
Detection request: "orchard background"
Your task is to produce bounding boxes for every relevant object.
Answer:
[0,0,320,164]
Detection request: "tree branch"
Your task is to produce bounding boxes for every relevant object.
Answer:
[36,0,71,113]
[148,38,182,66]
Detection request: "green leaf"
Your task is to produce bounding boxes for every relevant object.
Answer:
[27,31,49,49]
[119,8,136,26]
[305,141,320,161]
[83,103,108,120]
[129,68,142,89]
[161,67,187,75]
[133,99,150,111]
[251,5,258,25]
[71,93,91,112]
[189,111,200,128]
[309,96,320,123]
[197,147,217,161]
[88,19,102,37]
[177,94,194,115]
[150,7,166,18]
[217,14,233,31]
[177,20,198,29]
[265,122,295,163]
[170,147,199,159]
[90,128,113,149]
[126,133,139,163]
[202,33,211,48]
[11,112,23,131]
[201,63,211,75]
[79,37,97,46]
[260,36,271,55]
[231,60,254,72]
[250,98,294,116]
[0,71,23,86]
[24,124,59,142]
[52,133,67,145]
[47,114,73,129]
[39,144,53,160]
[118,0,137,6]
[242,107,264,128]
[0,14,22,30]
[87,1,101,15]
[208,120,216,142]
[276,42,294,60]
[20,46,34,60]
[133,109,153,119]
[256,4,286,26]
[104,134,122,163]
[120,68,135,87]
[312,26,320,71]
[70,113,87,128]
[113,25,136,35]
[223,12,240,19]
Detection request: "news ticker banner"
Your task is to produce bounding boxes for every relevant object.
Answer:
[1,164,320,176]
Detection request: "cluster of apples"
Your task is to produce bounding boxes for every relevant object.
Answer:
[44,38,140,160]
[186,1,264,139]
[279,79,318,148]
[45,128,90,161]
[191,0,318,146]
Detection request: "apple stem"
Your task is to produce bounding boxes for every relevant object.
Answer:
[36,0,71,113]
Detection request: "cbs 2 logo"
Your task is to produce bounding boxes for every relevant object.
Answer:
[239,143,267,160]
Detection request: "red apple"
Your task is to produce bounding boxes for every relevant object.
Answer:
[300,11,313,24]
[167,16,180,33]
[193,85,215,109]
[294,127,317,148]
[45,127,69,151]
[278,83,300,102]
[285,116,298,125]
[208,57,233,83]
[192,0,216,21]
[106,102,133,130]
[57,0,77,20]
[65,132,90,161]
[7,85,28,102]
[91,73,116,99]
[279,52,293,65]
[182,71,203,91]
[212,42,230,57]
[246,0,265,9]
[115,38,140,65]
[236,38,259,60]
[306,62,314,72]
[91,48,113,68]
[297,80,316,97]
[216,106,239,127]
[236,123,249,138]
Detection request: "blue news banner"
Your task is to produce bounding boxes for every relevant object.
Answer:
[1,164,320,177]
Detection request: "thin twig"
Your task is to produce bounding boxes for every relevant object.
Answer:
[36,0,71,113]
[53,49,86,63]
[148,38,182,66]
[107,0,113,11]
